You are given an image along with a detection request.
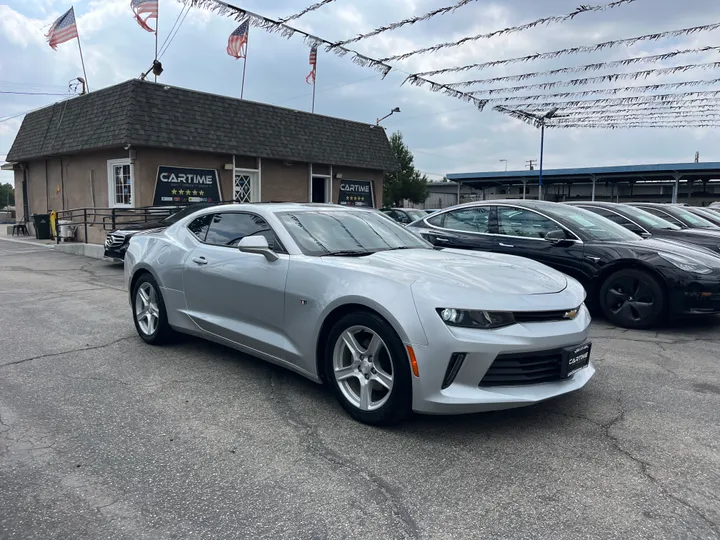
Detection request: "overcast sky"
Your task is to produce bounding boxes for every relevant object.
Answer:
[2,0,720,188]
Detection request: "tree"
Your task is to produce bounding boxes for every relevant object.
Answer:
[0,183,14,209]
[383,131,429,207]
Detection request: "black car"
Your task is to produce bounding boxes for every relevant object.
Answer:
[407,200,720,329]
[566,201,720,254]
[683,206,720,227]
[379,208,429,226]
[104,203,216,260]
[628,202,720,230]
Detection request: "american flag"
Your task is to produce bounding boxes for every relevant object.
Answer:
[226,19,249,59]
[45,7,79,50]
[306,45,318,85]
[131,0,158,33]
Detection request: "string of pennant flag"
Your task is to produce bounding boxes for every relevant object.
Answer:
[41,0,720,127]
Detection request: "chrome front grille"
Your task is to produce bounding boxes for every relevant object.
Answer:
[105,233,127,248]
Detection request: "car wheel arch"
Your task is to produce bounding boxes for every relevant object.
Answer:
[592,260,669,306]
[314,303,412,386]
[129,265,163,297]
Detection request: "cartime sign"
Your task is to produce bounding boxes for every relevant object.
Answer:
[338,179,374,208]
[153,166,222,206]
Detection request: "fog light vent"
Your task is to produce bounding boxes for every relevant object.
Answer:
[441,353,466,389]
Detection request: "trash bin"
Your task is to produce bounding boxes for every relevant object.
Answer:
[32,213,51,240]
[57,220,78,241]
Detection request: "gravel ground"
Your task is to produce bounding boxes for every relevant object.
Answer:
[1,237,719,540]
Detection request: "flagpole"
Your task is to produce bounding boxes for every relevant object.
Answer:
[154,2,159,82]
[76,33,90,92]
[311,61,316,114]
[240,27,248,99]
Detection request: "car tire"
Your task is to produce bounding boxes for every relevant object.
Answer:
[325,312,412,426]
[131,273,176,345]
[599,268,665,329]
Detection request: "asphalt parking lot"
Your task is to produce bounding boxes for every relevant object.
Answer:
[1,236,719,540]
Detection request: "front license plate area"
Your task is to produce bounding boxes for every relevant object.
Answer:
[561,342,591,378]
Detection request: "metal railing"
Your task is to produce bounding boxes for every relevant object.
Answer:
[54,201,237,244]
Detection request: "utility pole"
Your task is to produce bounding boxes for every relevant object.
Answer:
[695,151,700,163]
[526,159,536,170]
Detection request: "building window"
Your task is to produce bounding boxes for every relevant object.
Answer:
[107,159,134,207]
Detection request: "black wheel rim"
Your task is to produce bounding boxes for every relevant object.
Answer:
[605,276,656,323]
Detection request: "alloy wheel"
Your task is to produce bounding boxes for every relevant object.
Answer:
[332,325,394,411]
[135,282,160,336]
[605,276,656,323]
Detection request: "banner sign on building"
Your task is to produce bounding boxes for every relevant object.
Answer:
[153,166,222,206]
[338,179,374,208]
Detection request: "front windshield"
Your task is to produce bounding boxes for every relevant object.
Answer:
[161,203,213,225]
[616,205,681,230]
[547,205,642,242]
[277,210,431,256]
[669,207,718,228]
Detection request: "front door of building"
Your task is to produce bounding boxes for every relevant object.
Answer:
[233,170,259,203]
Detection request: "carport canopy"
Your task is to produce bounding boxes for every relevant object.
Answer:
[446,162,720,203]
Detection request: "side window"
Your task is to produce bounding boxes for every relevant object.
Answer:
[394,211,411,224]
[642,208,683,226]
[442,207,490,233]
[584,207,641,231]
[188,214,213,242]
[205,212,284,251]
[427,212,445,227]
[497,207,559,239]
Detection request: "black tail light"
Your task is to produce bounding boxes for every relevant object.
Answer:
[442,353,466,389]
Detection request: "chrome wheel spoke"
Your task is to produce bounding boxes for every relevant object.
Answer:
[341,330,364,359]
[138,287,150,308]
[136,283,160,336]
[366,334,382,359]
[372,368,393,391]
[358,380,371,411]
[335,364,360,382]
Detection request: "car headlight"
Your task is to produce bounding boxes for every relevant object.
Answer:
[437,308,515,329]
[658,252,712,274]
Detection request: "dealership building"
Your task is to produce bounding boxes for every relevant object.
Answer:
[5,79,397,243]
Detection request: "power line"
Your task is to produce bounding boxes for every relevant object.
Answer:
[276,75,379,105]
[0,91,69,96]
[159,5,191,58]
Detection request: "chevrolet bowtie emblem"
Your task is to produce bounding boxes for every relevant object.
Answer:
[564,309,578,320]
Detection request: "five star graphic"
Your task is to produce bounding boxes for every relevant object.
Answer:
[171,189,177,195]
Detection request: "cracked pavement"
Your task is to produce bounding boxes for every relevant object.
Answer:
[1,237,719,539]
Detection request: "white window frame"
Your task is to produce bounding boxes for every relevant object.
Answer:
[308,164,333,203]
[233,155,261,203]
[107,158,135,208]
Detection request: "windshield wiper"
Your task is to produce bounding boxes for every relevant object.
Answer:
[324,250,376,257]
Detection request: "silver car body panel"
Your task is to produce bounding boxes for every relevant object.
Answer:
[125,203,594,415]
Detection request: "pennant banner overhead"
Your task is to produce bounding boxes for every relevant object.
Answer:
[511,96,720,112]
[381,0,638,62]
[279,0,339,23]
[132,0,159,32]
[481,79,720,103]
[550,104,720,117]
[226,18,249,59]
[548,122,720,129]
[46,7,79,50]
[465,67,720,95]
[336,0,476,46]
[412,24,720,78]
[179,0,392,76]
[442,48,720,89]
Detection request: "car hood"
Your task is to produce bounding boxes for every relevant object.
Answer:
[324,248,568,295]
[602,238,720,266]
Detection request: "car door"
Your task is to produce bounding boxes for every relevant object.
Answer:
[494,205,585,278]
[182,211,290,360]
[420,206,497,251]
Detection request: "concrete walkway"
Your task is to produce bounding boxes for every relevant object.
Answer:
[0,227,105,259]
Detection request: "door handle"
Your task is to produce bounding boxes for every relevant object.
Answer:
[435,237,450,243]
[191,256,208,265]
[499,243,514,248]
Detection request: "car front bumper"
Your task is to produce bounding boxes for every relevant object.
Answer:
[408,304,594,415]
[104,244,128,260]
[668,274,720,316]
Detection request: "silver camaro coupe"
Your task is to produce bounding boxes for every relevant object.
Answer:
[125,203,594,425]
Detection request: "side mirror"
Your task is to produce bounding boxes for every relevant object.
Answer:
[640,232,652,239]
[238,235,279,262]
[545,229,574,246]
